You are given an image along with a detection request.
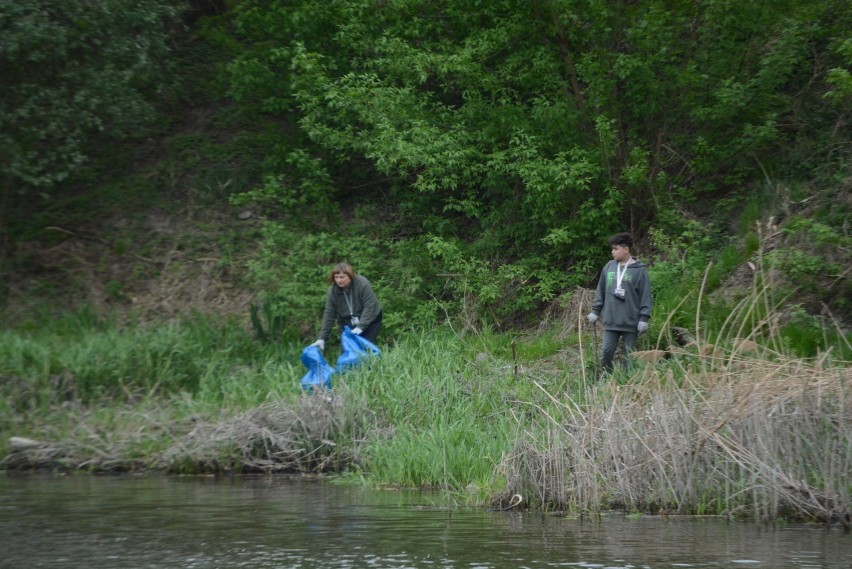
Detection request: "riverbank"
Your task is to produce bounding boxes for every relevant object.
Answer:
[2,310,848,525]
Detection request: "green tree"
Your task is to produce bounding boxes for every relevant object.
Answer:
[226,0,851,321]
[0,0,180,233]
[230,0,848,242]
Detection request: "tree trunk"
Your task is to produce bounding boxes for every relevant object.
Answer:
[0,174,12,258]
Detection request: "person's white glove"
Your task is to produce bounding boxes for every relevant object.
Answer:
[637,321,649,334]
[586,313,598,324]
[310,339,325,350]
[351,327,363,335]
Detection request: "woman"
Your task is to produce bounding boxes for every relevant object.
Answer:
[310,262,382,349]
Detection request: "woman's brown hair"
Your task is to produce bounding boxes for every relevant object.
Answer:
[327,262,356,284]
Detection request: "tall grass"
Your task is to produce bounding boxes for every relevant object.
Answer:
[0,309,312,470]
[334,330,521,498]
[498,356,848,521]
[1,266,849,523]
[0,309,303,408]
[496,262,850,522]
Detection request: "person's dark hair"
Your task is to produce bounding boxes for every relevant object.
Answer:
[327,262,356,284]
[608,232,633,249]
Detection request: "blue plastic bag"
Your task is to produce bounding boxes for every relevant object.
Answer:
[299,345,336,391]
[336,326,381,372]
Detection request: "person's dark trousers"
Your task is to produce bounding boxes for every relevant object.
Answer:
[340,311,383,344]
[361,311,382,343]
[601,329,637,373]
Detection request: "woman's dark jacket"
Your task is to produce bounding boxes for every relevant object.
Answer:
[318,275,381,341]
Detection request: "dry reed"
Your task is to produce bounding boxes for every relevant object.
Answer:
[496,354,849,522]
[493,247,850,522]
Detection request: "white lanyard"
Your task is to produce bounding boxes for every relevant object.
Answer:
[343,289,354,316]
[616,258,632,290]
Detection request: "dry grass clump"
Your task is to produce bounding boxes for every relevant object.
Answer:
[1,403,166,472]
[2,210,254,326]
[158,393,370,473]
[496,355,849,523]
[3,436,138,472]
[2,392,372,474]
[536,287,596,338]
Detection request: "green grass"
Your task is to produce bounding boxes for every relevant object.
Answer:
[1,287,848,521]
[0,308,303,408]
[335,330,520,496]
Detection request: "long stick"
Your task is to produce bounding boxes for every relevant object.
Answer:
[593,321,600,379]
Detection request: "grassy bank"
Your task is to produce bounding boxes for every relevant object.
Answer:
[1,296,848,524]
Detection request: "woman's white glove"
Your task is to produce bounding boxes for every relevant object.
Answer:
[637,321,649,334]
[586,313,599,323]
[310,339,325,350]
[351,327,363,335]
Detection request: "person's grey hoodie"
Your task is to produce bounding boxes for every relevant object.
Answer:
[591,258,652,332]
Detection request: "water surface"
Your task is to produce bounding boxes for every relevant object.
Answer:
[0,474,847,568]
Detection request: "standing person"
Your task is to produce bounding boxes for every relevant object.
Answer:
[586,232,652,374]
[310,262,382,350]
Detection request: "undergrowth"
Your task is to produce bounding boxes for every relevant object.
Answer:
[1,276,848,524]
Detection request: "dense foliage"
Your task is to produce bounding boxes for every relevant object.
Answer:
[0,0,180,231]
[1,0,849,341]
[225,0,851,327]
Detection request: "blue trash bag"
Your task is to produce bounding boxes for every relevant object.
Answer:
[299,345,336,391]
[337,326,381,372]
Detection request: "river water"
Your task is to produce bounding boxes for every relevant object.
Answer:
[0,474,848,569]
